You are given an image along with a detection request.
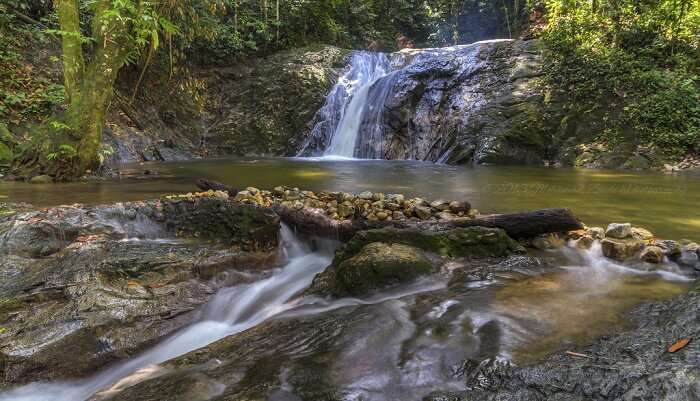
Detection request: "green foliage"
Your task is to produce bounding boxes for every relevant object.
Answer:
[540,0,700,156]
[0,3,62,126]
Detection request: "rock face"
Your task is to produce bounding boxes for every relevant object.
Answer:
[0,196,280,385]
[300,40,554,165]
[106,46,349,164]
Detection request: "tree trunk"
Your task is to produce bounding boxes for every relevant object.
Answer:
[53,0,84,112]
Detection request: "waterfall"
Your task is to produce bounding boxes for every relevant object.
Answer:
[300,51,392,158]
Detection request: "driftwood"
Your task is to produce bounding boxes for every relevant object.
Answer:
[275,205,582,241]
[272,204,357,240]
[195,178,239,196]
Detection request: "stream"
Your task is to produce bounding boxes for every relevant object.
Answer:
[0,223,691,401]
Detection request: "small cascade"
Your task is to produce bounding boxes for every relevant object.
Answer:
[0,226,334,401]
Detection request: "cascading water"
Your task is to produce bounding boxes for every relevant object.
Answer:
[300,51,392,158]
[0,225,334,401]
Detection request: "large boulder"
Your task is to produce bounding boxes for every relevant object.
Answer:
[332,242,433,296]
[336,226,524,261]
[601,238,646,261]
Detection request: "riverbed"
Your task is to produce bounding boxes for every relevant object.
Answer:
[1,158,698,239]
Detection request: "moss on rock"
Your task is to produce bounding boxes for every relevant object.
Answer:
[333,242,433,296]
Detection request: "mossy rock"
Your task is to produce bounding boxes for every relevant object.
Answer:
[333,242,433,296]
[336,226,523,262]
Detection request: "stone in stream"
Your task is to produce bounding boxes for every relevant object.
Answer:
[332,242,434,296]
[414,206,433,220]
[631,226,654,241]
[449,200,471,213]
[640,245,665,263]
[605,223,632,239]
[586,226,605,240]
[0,196,281,386]
[601,237,646,260]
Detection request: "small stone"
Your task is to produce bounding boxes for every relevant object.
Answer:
[630,227,654,241]
[640,246,664,263]
[29,175,52,184]
[367,213,378,221]
[653,240,682,256]
[234,190,252,201]
[678,250,699,267]
[586,227,605,240]
[436,212,455,220]
[414,206,432,220]
[575,235,595,250]
[429,200,450,211]
[245,187,259,195]
[358,191,374,200]
[682,243,699,253]
[605,223,632,239]
[467,209,478,218]
[372,193,385,201]
[272,186,285,196]
[392,211,406,220]
[386,194,405,204]
[385,202,401,211]
[448,200,471,213]
[376,211,389,220]
[337,204,354,219]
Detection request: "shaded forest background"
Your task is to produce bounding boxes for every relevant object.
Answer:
[0,0,698,178]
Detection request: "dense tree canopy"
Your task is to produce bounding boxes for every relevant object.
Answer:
[0,0,698,178]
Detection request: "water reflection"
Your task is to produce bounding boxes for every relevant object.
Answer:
[0,157,698,239]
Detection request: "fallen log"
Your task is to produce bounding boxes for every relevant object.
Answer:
[387,208,584,238]
[276,205,582,240]
[272,204,357,240]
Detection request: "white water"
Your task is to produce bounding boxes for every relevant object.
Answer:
[0,226,446,401]
[324,52,392,157]
[0,225,333,401]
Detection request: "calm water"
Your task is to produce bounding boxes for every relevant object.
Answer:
[1,157,698,239]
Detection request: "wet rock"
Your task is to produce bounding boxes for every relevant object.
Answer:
[448,201,471,213]
[601,238,645,261]
[531,233,565,250]
[430,200,450,211]
[605,223,632,239]
[586,226,605,240]
[28,175,52,184]
[640,246,665,263]
[414,206,433,220]
[358,191,374,200]
[337,227,523,261]
[574,235,595,250]
[332,242,433,296]
[653,239,682,257]
[630,227,654,241]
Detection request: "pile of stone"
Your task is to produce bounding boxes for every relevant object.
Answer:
[232,186,476,222]
[567,222,699,267]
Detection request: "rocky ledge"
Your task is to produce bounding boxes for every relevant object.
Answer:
[0,195,280,386]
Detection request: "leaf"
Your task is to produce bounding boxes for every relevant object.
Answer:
[667,338,691,353]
